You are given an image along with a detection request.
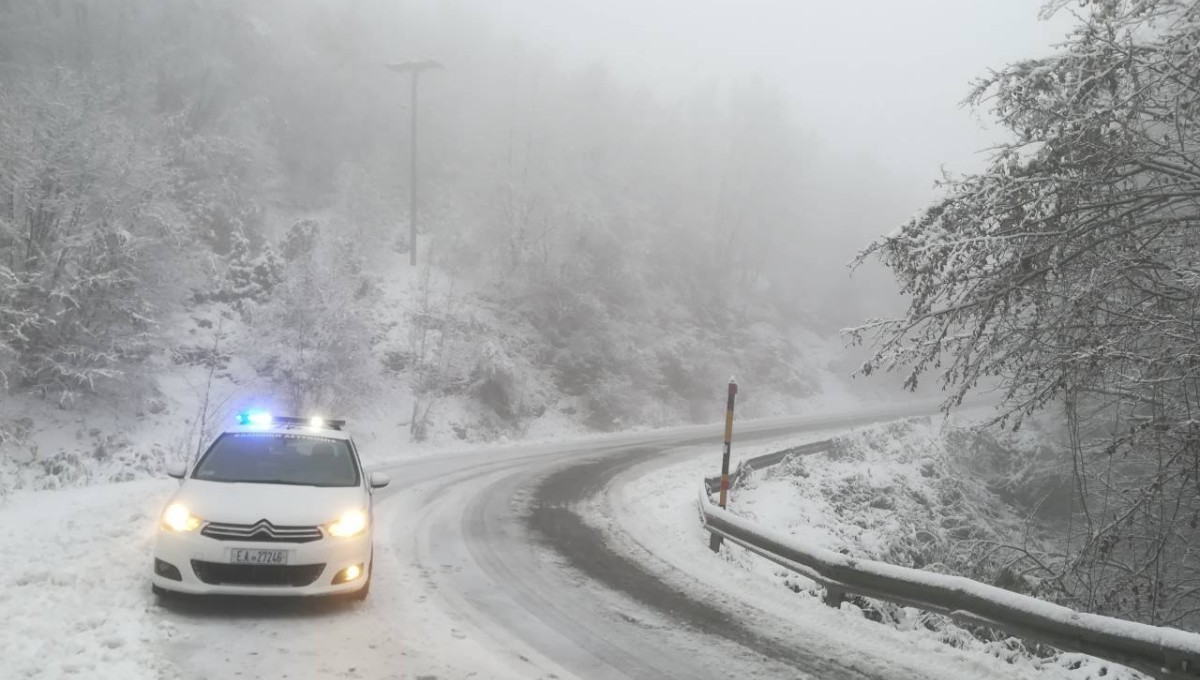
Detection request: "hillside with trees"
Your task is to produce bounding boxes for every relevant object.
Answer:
[0,1,844,487]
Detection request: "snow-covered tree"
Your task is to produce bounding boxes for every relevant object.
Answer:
[208,231,283,309]
[851,0,1200,626]
[0,76,183,401]
[251,221,380,413]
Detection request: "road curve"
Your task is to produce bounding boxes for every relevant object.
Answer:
[379,405,931,679]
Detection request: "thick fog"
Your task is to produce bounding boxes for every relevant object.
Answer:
[249,0,1077,327]
[483,0,1069,170]
[477,0,1074,322]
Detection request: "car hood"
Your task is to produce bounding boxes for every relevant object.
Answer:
[173,479,367,526]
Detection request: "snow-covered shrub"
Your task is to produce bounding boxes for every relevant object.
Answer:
[0,76,184,402]
[169,121,271,256]
[0,417,33,496]
[279,219,322,262]
[470,339,546,423]
[379,269,557,439]
[735,321,813,397]
[6,430,169,492]
[943,424,1072,521]
[582,375,646,431]
[202,231,284,311]
[249,221,381,413]
[742,418,1061,593]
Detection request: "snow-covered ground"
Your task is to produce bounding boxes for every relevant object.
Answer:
[596,420,1145,680]
[1,479,179,679]
[0,469,554,680]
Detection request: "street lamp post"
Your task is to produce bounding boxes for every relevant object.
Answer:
[386,59,442,267]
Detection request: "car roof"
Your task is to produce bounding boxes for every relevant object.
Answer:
[221,424,353,441]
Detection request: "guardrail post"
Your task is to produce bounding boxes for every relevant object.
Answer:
[822,586,845,609]
[709,377,738,552]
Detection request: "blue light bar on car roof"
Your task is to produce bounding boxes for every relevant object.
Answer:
[236,411,273,427]
[235,412,346,430]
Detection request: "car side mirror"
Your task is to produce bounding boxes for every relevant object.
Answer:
[166,461,187,479]
[369,472,390,489]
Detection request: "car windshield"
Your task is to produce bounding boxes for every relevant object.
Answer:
[192,433,360,487]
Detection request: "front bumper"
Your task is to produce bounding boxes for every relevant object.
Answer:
[152,527,371,596]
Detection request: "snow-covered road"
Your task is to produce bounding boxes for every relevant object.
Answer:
[7,404,1063,679]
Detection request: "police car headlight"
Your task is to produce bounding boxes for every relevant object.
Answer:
[162,503,203,532]
[326,508,368,538]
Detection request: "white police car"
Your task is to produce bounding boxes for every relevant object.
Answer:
[152,412,388,599]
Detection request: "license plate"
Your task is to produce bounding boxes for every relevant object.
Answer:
[229,548,289,565]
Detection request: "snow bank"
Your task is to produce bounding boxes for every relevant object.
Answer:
[729,416,1056,579]
[0,480,178,679]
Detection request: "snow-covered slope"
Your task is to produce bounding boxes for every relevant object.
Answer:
[732,416,1060,578]
[602,418,1142,680]
[1,240,855,493]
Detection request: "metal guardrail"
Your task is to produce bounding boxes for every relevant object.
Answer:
[699,441,1200,680]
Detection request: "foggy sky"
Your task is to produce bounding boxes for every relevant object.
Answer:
[456,0,1073,326]
[479,0,1073,212]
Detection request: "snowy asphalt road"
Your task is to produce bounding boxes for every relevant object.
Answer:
[158,406,932,680]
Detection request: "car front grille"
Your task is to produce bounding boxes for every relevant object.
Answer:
[190,560,326,587]
[201,520,323,543]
